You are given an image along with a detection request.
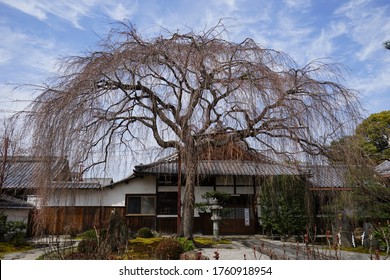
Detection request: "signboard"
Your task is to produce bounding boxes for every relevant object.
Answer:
[244,208,250,226]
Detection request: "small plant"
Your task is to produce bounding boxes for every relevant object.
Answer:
[137,227,154,238]
[77,238,98,254]
[374,221,390,259]
[155,238,184,260]
[67,227,110,259]
[79,228,107,240]
[177,237,195,252]
[202,191,230,204]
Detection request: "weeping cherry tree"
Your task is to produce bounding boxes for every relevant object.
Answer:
[28,22,361,238]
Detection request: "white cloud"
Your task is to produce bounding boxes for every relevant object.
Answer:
[335,0,390,61]
[355,64,390,96]
[0,84,36,115]
[335,0,370,15]
[103,2,137,22]
[0,25,67,83]
[283,0,311,9]
[305,21,348,61]
[0,49,12,65]
[0,26,28,65]
[0,0,47,20]
[0,0,114,29]
[216,0,238,11]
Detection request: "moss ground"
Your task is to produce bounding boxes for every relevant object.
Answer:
[0,242,33,259]
[124,236,231,259]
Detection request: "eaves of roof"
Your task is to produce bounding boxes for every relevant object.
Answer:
[134,160,300,176]
[1,156,70,189]
[303,165,348,189]
[104,174,137,188]
[0,194,35,209]
[3,181,103,190]
[50,182,102,189]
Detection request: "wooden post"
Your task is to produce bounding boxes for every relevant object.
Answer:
[177,151,182,235]
[0,136,9,191]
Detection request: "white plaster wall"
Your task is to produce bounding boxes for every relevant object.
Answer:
[42,175,156,207]
[3,209,30,223]
[46,189,102,206]
[75,190,102,206]
[41,174,256,211]
[102,175,156,206]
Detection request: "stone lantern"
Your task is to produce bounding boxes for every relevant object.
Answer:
[210,198,223,240]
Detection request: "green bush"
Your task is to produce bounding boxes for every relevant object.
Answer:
[75,228,111,259]
[77,238,99,254]
[155,238,184,260]
[0,213,7,241]
[177,237,195,251]
[137,227,154,238]
[79,228,107,240]
[0,219,27,243]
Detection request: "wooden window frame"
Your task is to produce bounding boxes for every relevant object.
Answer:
[125,194,156,216]
[157,192,178,215]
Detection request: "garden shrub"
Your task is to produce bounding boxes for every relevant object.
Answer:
[75,228,110,259]
[77,238,99,254]
[137,227,154,238]
[177,237,195,251]
[79,228,107,239]
[0,217,27,244]
[155,238,184,260]
[259,176,308,237]
[0,213,7,241]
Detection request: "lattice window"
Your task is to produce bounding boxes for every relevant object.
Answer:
[126,195,155,215]
[157,192,178,215]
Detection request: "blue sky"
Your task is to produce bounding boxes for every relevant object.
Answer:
[1,0,390,117]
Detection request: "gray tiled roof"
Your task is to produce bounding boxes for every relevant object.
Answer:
[0,194,35,209]
[199,160,300,176]
[1,156,69,189]
[1,156,102,190]
[51,182,102,189]
[375,160,390,177]
[135,159,300,176]
[303,165,348,188]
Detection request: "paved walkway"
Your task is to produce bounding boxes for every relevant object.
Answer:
[2,247,50,260]
[2,236,78,260]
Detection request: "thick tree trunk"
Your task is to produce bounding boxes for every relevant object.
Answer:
[181,152,198,239]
